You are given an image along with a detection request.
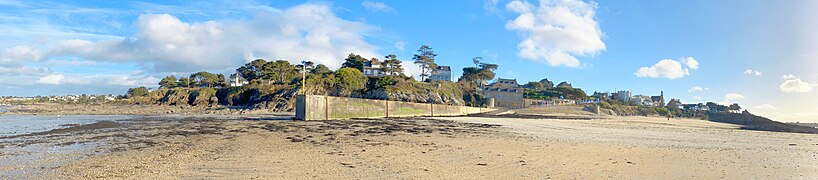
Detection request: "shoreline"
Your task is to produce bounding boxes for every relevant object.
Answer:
[1,113,816,179]
[0,103,286,116]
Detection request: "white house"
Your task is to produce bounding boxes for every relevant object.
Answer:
[230,71,249,87]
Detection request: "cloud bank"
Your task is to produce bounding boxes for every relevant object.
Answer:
[361,1,395,13]
[3,3,379,73]
[779,74,815,93]
[744,69,762,76]
[505,0,605,67]
[635,57,699,79]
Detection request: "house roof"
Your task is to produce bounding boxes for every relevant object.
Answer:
[436,65,450,71]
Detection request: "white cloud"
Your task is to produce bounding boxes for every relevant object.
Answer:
[45,59,97,66]
[393,40,406,51]
[682,57,698,70]
[361,1,395,13]
[505,0,605,67]
[401,61,421,80]
[0,65,48,76]
[1,45,44,64]
[725,93,745,100]
[36,73,159,86]
[484,0,502,16]
[635,58,697,79]
[36,74,65,84]
[20,4,378,73]
[688,86,708,93]
[693,96,702,100]
[779,74,814,93]
[753,104,777,110]
[744,69,762,76]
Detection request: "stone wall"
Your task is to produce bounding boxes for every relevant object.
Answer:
[296,95,494,120]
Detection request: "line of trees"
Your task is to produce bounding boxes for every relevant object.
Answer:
[158,71,228,88]
[457,57,499,84]
[152,44,502,93]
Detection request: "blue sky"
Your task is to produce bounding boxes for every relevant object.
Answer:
[1,0,817,122]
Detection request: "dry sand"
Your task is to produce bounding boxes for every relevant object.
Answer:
[2,113,817,179]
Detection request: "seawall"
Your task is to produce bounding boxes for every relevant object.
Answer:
[296,95,495,120]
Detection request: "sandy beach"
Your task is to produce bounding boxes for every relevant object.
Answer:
[0,103,279,116]
[2,110,816,179]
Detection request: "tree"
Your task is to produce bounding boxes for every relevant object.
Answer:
[381,54,404,76]
[189,72,221,87]
[458,67,482,83]
[728,103,742,113]
[335,67,366,91]
[457,60,498,84]
[342,53,367,71]
[216,74,228,87]
[177,77,191,88]
[554,86,587,99]
[237,59,267,81]
[477,62,498,81]
[126,86,149,98]
[524,81,545,90]
[262,60,297,84]
[311,64,332,75]
[295,61,315,73]
[158,75,177,88]
[413,45,437,81]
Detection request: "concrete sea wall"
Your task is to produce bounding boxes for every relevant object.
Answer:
[296,95,494,120]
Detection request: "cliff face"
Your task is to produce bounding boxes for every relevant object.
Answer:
[363,80,467,106]
[129,81,472,112]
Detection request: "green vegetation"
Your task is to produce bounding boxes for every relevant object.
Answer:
[413,45,437,81]
[458,57,498,84]
[335,67,367,94]
[341,53,367,71]
[126,87,149,98]
[597,101,669,116]
[381,54,404,76]
[524,86,588,100]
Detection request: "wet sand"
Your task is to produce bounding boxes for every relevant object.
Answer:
[1,114,817,179]
[0,103,281,116]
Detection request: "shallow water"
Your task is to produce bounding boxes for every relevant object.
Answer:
[0,115,137,137]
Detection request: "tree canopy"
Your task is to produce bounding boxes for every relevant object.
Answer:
[262,60,297,84]
[335,67,366,92]
[126,86,149,98]
[381,54,404,76]
[189,71,224,87]
[341,53,367,71]
[237,59,267,81]
[458,58,498,84]
[413,45,437,81]
[159,75,177,88]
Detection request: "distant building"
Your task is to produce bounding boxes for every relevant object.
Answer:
[614,90,632,102]
[592,91,610,99]
[481,78,524,108]
[229,71,249,87]
[539,78,555,88]
[683,103,708,111]
[362,60,384,77]
[428,66,452,81]
[556,81,573,88]
[631,95,653,106]
[650,91,665,107]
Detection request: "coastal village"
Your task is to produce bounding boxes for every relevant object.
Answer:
[3,45,746,119]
